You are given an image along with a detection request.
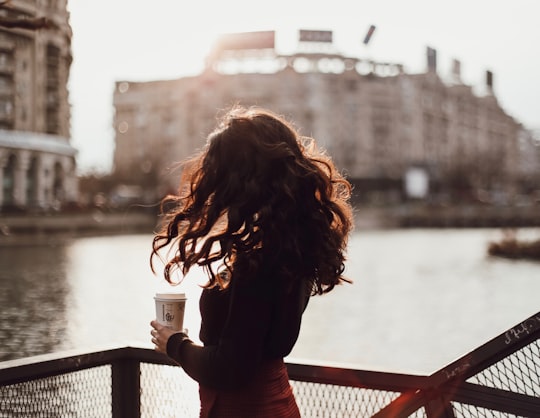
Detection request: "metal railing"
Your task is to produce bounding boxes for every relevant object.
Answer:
[1,310,539,417]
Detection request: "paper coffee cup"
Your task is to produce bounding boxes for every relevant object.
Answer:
[154,293,187,331]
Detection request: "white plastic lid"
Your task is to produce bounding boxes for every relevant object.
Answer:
[154,293,187,300]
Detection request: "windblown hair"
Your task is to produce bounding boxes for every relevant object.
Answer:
[151,106,354,295]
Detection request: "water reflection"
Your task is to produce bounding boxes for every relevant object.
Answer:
[60,235,161,351]
[1,229,539,374]
[0,242,70,361]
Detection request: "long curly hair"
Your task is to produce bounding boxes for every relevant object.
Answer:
[151,106,354,295]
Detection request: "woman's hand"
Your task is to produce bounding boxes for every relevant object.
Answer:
[150,320,180,354]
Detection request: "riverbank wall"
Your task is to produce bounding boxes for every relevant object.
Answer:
[1,204,539,243]
[0,210,157,245]
[355,204,540,229]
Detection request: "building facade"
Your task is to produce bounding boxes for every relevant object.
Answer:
[113,31,534,203]
[0,0,77,211]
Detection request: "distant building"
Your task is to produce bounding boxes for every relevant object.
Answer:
[0,1,77,211]
[515,128,540,198]
[113,30,532,203]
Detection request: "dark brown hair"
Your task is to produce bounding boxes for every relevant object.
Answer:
[151,106,353,295]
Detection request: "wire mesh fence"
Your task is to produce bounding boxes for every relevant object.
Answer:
[467,339,540,398]
[0,359,416,418]
[140,362,199,418]
[0,365,111,418]
[139,362,410,418]
[451,403,522,418]
[291,380,414,418]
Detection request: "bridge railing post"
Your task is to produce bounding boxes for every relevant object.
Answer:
[112,358,141,418]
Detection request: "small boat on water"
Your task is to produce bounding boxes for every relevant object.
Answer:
[488,229,540,261]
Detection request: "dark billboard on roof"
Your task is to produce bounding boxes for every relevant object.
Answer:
[213,31,275,51]
[299,30,333,43]
[427,46,437,72]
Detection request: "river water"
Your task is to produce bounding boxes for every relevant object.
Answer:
[1,227,539,375]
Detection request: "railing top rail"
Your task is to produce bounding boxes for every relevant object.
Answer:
[286,361,429,392]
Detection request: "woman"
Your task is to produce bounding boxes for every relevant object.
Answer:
[150,106,354,417]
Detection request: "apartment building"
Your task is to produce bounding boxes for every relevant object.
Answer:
[0,0,77,210]
[113,30,529,202]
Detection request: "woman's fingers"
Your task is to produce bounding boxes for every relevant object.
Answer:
[150,320,167,352]
[150,320,186,354]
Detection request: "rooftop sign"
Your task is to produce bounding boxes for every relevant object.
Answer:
[213,31,275,51]
[299,30,333,43]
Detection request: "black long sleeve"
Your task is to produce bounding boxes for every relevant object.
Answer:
[166,275,310,390]
[166,277,273,390]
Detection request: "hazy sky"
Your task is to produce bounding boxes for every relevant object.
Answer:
[67,0,540,173]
